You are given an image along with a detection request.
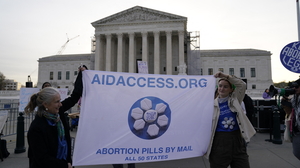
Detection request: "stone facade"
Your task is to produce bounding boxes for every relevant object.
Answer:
[3,79,22,90]
[36,48,272,98]
[36,6,273,98]
[199,49,273,97]
[92,6,188,75]
[37,54,94,91]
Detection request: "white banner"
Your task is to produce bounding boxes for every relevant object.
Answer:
[137,61,148,74]
[19,88,40,112]
[73,70,216,166]
[0,110,8,132]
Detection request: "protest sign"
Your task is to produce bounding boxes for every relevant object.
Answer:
[280,41,300,73]
[18,88,69,112]
[73,70,215,166]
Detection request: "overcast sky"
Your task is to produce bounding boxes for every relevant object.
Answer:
[0,0,299,86]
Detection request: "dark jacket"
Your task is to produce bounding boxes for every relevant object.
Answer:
[27,71,83,168]
[243,94,254,115]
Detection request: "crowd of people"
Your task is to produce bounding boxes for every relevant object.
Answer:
[23,67,300,168]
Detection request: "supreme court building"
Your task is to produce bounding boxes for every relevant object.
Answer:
[37,6,273,97]
[91,6,192,75]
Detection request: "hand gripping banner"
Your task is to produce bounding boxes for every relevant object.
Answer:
[73,70,215,166]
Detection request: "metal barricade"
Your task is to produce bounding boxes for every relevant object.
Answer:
[0,101,35,137]
[252,99,285,132]
[0,100,75,137]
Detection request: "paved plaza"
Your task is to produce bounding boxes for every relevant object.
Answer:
[0,130,299,168]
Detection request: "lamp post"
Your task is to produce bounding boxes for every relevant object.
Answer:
[25,75,32,88]
[14,112,26,153]
[15,75,33,153]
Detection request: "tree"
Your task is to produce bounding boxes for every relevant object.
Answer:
[273,81,294,89]
[274,81,288,88]
[0,72,6,90]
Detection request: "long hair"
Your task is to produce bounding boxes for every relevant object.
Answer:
[24,87,59,116]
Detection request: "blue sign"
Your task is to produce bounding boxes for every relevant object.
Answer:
[4,104,11,109]
[280,41,300,73]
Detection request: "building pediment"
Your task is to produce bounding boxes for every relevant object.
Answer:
[91,6,187,26]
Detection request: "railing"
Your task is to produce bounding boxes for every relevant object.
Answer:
[0,102,35,137]
[0,100,78,137]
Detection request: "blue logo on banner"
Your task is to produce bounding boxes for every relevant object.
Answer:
[128,96,171,140]
[280,41,300,73]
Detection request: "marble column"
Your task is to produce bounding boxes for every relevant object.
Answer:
[105,34,112,71]
[178,31,185,66]
[142,31,148,62]
[153,31,160,74]
[128,32,135,73]
[117,33,123,72]
[94,34,104,71]
[94,34,101,70]
[166,31,172,75]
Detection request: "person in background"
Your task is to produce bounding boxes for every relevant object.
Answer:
[243,94,255,125]
[42,82,51,89]
[262,88,271,99]
[281,95,292,118]
[24,66,86,168]
[205,72,256,168]
[281,95,293,142]
[69,97,81,131]
[290,79,300,160]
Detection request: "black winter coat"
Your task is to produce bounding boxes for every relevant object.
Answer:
[27,71,83,168]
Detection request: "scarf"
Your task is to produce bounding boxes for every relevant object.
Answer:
[42,111,67,160]
[42,111,65,140]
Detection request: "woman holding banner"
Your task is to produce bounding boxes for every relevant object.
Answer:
[205,72,256,168]
[24,66,87,168]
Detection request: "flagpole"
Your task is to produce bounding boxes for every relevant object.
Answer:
[297,0,300,40]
